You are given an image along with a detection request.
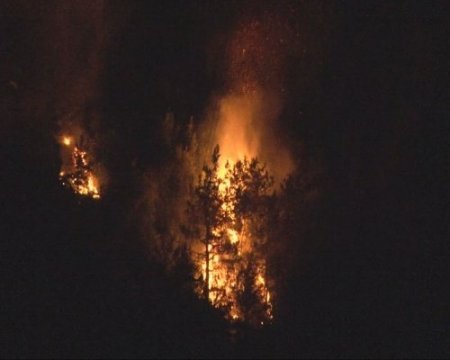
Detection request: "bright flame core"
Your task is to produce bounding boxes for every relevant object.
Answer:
[193,152,274,324]
[216,94,261,170]
[62,136,72,146]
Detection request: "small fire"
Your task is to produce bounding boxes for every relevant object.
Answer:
[62,136,72,146]
[59,135,101,199]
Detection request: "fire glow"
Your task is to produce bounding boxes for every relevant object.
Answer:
[192,154,274,324]
[190,88,278,323]
[59,135,101,199]
[188,18,293,322]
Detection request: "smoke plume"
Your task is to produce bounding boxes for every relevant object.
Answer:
[209,15,296,184]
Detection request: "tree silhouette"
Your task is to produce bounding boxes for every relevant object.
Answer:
[187,146,276,324]
[226,158,275,324]
[187,145,228,301]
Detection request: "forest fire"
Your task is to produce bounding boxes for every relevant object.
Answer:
[189,145,274,324]
[186,21,291,323]
[139,15,292,326]
[59,135,101,199]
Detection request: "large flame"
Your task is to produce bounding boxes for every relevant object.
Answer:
[216,93,261,175]
[192,90,276,323]
[193,152,274,324]
[190,16,296,324]
[143,13,297,326]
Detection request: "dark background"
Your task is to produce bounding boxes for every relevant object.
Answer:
[0,1,448,357]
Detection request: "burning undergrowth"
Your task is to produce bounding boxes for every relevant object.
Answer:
[187,145,276,324]
[183,15,296,324]
[138,113,279,325]
[46,3,302,326]
[57,120,105,200]
[48,1,114,201]
[137,14,298,325]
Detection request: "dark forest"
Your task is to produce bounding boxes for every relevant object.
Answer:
[0,1,448,358]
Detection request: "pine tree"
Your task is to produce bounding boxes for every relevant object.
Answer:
[226,158,275,323]
[188,145,227,301]
[187,146,277,324]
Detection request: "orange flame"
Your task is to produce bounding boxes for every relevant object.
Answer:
[192,16,295,324]
[59,135,101,200]
[193,151,274,323]
[62,136,72,146]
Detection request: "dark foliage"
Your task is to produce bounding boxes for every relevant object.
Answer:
[1,1,447,358]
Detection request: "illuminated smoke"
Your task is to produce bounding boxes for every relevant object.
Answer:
[187,15,297,324]
[212,16,294,184]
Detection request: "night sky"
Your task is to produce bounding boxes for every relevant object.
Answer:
[0,1,448,358]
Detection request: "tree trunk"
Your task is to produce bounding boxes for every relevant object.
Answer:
[204,227,210,301]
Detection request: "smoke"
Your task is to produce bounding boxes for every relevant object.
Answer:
[139,12,301,268]
[214,88,292,184]
[46,0,122,194]
[208,16,296,184]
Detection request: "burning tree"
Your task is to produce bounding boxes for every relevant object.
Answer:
[59,134,101,199]
[225,157,275,323]
[187,145,275,325]
[188,145,228,302]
